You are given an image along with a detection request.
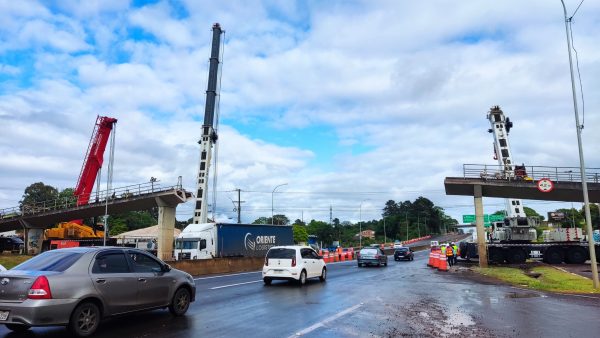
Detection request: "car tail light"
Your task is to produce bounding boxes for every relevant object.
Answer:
[292,257,296,267]
[265,257,268,266]
[28,276,52,299]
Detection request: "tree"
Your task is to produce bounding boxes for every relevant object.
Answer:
[272,214,289,225]
[306,220,335,245]
[252,217,270,225]
[294,219,306,226]
[109,219,128,236]
[20,182,58,210]
[293,224,308,244]
[524,207,544,221]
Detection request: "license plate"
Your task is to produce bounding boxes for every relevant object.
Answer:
[274,269,283,273]
[0,311,9,321]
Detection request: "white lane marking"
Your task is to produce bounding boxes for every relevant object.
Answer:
[209,280,262,290]
[194,271,260,280]
[289,303,363,337]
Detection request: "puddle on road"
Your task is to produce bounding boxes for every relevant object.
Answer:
[505,292,542,299]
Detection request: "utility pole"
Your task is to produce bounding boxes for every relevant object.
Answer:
[236,189,244,223]
[560,0,598,288]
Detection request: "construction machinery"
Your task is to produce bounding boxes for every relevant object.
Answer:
[192,23,224,225]
[458,106,600,264]
[486,106,538,243]
[43,116,117,250]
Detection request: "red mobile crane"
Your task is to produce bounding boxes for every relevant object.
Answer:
[74,116,118,207]
[44,116,117,250]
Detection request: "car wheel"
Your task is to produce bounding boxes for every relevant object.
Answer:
[5,324,30,332]
[384,261,388,266]
[298,270,307,286]
[357,262,362,267]
[68,302,101,337]
[319,267,327,282]
[169,287,191,316]
[410,256,414,261]
[263,277,272,285]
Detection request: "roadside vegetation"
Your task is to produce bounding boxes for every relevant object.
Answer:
[0,254,31,269]
[473,265,600,294]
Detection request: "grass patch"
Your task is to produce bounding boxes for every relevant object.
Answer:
[0,254,32,269]
[473,265,600,294]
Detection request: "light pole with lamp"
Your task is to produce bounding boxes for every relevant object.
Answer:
[359,199,369,248]
[271,183,288,225]
[560,0,598,288]
[382,216,387,247]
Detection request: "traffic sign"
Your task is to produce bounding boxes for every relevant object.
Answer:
[463,214,504,226]
[537,178,554,193]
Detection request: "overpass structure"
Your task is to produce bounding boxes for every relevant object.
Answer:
[0,182,192,260]
[445,164,600,268]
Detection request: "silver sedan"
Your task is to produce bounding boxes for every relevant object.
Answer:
[0,247,196,337]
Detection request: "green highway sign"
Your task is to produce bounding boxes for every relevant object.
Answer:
[462,214,505,226]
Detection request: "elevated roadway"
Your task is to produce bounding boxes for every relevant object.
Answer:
[0,182,192,260]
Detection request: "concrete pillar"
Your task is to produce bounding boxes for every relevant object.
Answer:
[474,185,488,268]
[157,205,176,261]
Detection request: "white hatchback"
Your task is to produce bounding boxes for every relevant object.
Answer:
[262,246,326,286]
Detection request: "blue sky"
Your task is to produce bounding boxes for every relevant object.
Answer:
[1,0,600,225]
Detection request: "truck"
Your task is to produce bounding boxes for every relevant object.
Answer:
[458,106,600,264]
[175,223,294,260]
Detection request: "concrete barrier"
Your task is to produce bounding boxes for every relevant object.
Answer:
[166,257,265,276]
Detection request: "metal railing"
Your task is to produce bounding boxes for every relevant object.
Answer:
[463,164,600,183]
[0,180,185,220]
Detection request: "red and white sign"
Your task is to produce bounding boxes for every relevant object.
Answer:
[537,178,554,192]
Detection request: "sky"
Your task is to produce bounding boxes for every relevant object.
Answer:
[1,0,599,226]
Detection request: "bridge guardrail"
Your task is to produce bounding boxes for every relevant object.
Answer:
[463,164,600,184]
[0,181,185,220]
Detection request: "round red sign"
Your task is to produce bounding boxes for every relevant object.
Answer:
[537,178,554,193]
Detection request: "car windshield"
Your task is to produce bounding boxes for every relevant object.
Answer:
[266,248,295,259]
[396,248,409,252]
[13,251,84,272]
[360,248,378,255]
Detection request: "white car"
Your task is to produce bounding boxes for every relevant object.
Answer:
[393,242,403,249]
[262,246,326,286]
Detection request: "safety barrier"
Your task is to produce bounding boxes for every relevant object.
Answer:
[402,235,432,245]
[426,249,450,272]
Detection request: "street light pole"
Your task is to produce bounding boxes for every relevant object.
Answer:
[359,199,369,248]
[271,183,288,225]
[383,216,387,247]
[560,0,599,289]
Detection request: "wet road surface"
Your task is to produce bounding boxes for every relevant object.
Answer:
[1,250,599,337]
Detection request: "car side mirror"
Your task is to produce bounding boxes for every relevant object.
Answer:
[163,264,171,272]
[318,255,323,260]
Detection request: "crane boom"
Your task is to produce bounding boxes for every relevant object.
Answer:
[74,115,118,206]
[192,23,223,224]
[487,106,526,218]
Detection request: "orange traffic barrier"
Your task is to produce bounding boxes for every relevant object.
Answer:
[433,250,440,269]
[438,254,448,272]
[427,251,434,267]
[340,252,346,261]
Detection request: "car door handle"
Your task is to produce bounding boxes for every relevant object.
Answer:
[138,278,147,282]
[95,278,106,284]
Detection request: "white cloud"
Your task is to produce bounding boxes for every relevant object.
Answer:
[1,0,600,226]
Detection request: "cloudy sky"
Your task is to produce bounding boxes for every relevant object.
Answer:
[1,0,599,225]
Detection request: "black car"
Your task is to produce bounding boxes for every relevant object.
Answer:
[394,247,414,261]
[0,236,24,253]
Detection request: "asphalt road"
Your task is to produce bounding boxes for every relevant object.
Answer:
[1,250,599,337]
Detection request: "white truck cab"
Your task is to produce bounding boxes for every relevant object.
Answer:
[175,223,215,260]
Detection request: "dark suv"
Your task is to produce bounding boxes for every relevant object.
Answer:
[394,247,414,261]
[0,236,24,253]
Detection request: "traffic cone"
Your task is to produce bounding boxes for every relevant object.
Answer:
[433,250,440,269]
[438,255,448,272]
[427,251,434,267]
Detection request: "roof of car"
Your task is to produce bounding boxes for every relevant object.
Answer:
[268,245,313,250]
